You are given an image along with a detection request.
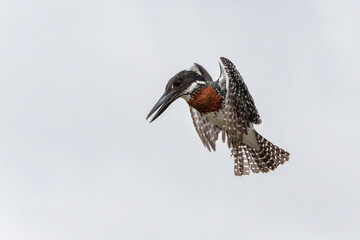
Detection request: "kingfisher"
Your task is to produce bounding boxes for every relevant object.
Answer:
[146,57,289,176]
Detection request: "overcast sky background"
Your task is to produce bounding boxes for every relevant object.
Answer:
[1,0,359,239]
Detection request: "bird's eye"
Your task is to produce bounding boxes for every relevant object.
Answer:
[174,80,181,87]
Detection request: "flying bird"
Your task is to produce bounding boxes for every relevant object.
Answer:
[146,57,289,176]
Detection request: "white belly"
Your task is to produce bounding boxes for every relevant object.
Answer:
[204,111,260,151]
[204,111,225,128]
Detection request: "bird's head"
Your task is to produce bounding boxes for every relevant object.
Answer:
[146,63,212,122]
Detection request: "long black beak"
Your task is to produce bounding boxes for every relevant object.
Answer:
[146,90,178,122]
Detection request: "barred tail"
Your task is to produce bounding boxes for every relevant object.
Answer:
[232,131,290,176]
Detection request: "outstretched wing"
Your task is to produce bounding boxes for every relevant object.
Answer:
[190,107,221,152]
[218,57,261,148]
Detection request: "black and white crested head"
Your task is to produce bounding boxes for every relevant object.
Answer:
[146,65,210,122]
[188,63,213,82]
[164,70,203,95]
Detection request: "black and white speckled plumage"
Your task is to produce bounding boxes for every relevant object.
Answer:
[189,57,289,176]
[147,57,290,176]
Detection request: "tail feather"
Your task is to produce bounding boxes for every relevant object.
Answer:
[232,145,250,176]
[232,131,289,176]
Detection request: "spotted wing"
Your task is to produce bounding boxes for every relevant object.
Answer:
[190,107,221,152]
[218,57,261,148]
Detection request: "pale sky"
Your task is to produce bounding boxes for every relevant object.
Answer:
[0,0,359,239]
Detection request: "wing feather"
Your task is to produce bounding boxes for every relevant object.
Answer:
[218,57,261,148]
[190,107,221,152]
[219,57,261,124]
